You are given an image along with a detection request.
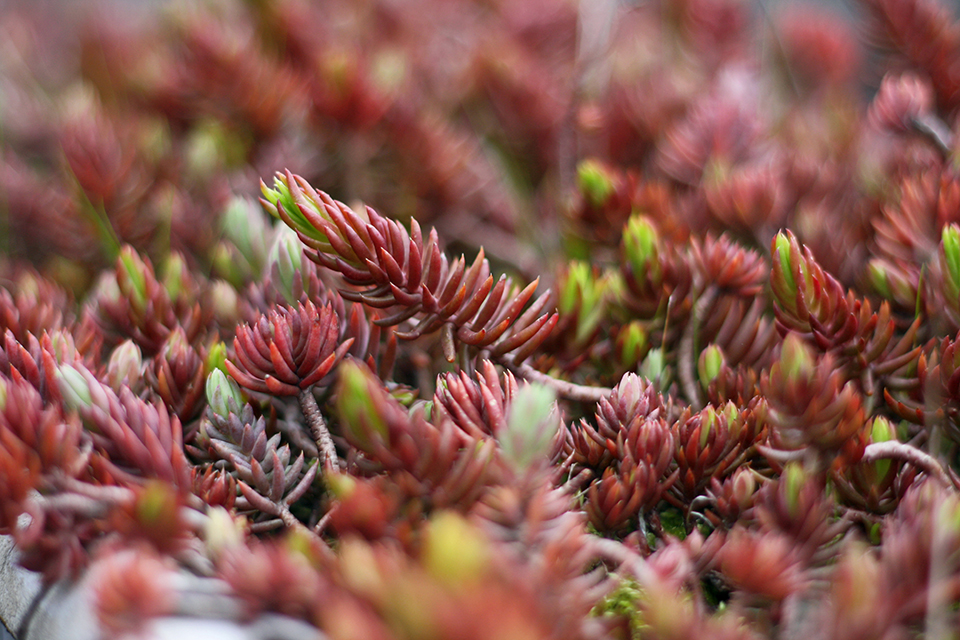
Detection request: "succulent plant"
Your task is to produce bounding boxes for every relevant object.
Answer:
[3,0,960,637]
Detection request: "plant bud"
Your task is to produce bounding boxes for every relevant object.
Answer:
[336,360,389,447]
[261,172,332,248]
[424,511,490,586]
[577,159,618,207]
[616,321,648,366]
[221,196,271,272]
[58,363,93,410]
[698,344,725,386]
[501,382,559,474]
[772,231,799,299]
[205,340,228,376]
[209,280,240,328]
[268,226,307,304]
[135,480,179,528]
[867,258,917,308]
[559,262,607,343]
[782,462,806,519]
[731,467,757,510]
[641,348,667,386]
[868,416,897,481]
[206,369,244,419]
[779,333,814,382]
[107,340,143,393]
[204,507,246,559]
[940,224,960,300]
[622,214,661,282]
[118,246,149,311]
[160,252,188,302]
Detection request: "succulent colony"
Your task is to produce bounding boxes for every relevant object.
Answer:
[2,0,960,637]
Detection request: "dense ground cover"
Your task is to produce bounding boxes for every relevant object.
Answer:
[3,0,960,637]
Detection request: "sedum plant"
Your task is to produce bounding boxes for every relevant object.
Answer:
[4,0,960,638]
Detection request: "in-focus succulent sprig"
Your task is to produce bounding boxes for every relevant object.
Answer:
[668,403,760,508]
[227,299,352,470]
[771,231,921,386]
[227,300,352,397]
[433,360,518,441]
[568,373,678,535]
[261,170,558,364]
[761,334,867,471]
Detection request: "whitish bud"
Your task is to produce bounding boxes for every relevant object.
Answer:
[501,383,559,474]
[106,340,143,393]
[206,369,244,419]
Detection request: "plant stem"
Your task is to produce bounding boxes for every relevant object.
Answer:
[500,355,610,403]
[861,441,954,487]
[298,388,340,473]
[678,286,716,410]
[912,113,954,158]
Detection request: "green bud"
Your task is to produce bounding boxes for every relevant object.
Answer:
[869,416,896,480]
[118,246,148,310]
[424,511,489,586]
[204,507,245,558]
[206,369,244,419]
[867,258,918,308]
[222,196,271,271]
[773,232,797,295]
[210,280,241,328]
[57,364,93,410]
[617,321,648,366]
[185,119,247,176]
[205,341,229,376]
[941,224,960,299]
[0,378,7,412]
[783,463,805,519]
[577,159,617,208]
[136,480,179,526]
[622,215,661,282]
[211,242,243,287]
[268,226,306,304]
[780,333,814,382]
[559,262,608,343]
[697,344,725,386]
[326,472,357,500]
[106,340,143,393]
[261,173,331,248]
[559,262,592,316]
[336,360,389,448]
[501,383,559,474]
[699,406,717,450]
[160,252,188,303]
[641,347,666,385]
[260,174,286,211]
[867,260,893,299]
[722,401,739,425]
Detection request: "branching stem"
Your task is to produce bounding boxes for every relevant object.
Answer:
[862,441,954,487]
[298,388,340,473]
[678,286,716,410]
[500,355,610,403]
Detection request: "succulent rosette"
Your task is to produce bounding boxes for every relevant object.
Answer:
[226,300,353,396]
